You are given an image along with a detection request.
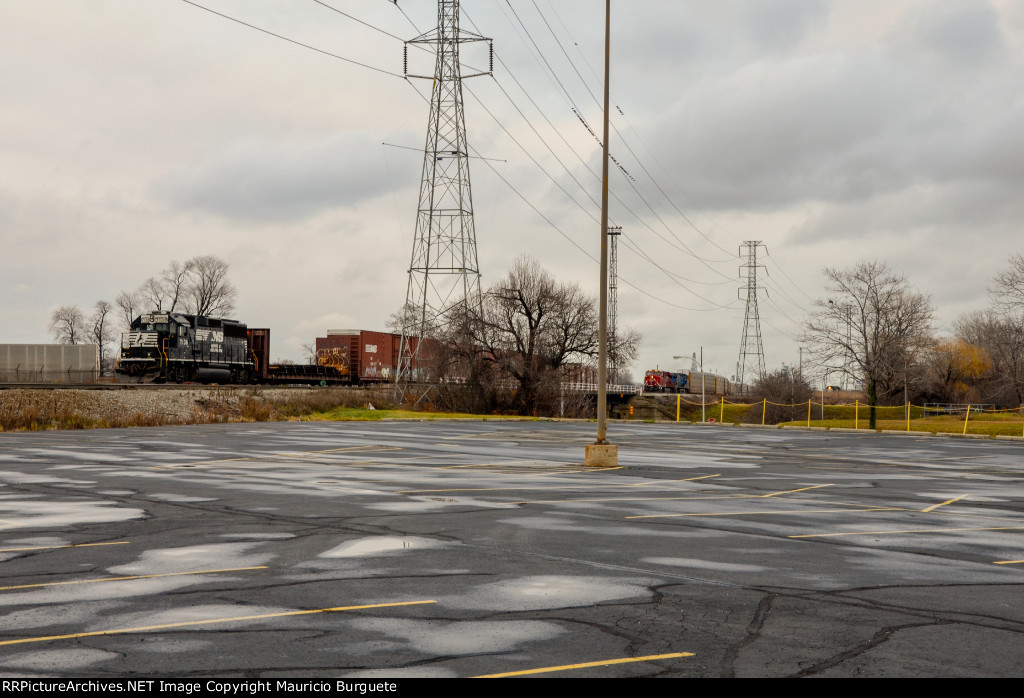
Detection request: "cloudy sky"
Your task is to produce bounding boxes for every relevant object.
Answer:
[3,0,1023,380]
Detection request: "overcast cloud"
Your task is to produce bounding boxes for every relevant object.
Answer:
[2,0,1022,380]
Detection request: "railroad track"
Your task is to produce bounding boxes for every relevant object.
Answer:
[0,383,374,391]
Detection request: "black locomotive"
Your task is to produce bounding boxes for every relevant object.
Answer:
[116,312,349,385]
[117,312,253,384]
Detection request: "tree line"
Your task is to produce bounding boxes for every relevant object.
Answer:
[49,255,236,374]
[793,254,1024,428]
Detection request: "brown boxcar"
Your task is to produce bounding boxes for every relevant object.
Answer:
[247,328,271,381]
[316,330,438,383]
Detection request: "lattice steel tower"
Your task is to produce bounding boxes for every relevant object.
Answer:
[397,0,491,387]
[737,241,766,390]
[607,226,621,381]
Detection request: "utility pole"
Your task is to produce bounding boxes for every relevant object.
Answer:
[608,226,621,383]
[395,0,492,400]
[586,0,616,468]
[737,241,766,393]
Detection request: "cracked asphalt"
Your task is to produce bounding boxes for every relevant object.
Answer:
[0,420,1021,677]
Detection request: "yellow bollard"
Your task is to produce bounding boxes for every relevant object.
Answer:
[963,405,971,435]
[762,398,767,426]
[855,400,859,430]
[676,394,680,422]
[907,401,910,432]
[720,397,725,424]
[807,398,811,427]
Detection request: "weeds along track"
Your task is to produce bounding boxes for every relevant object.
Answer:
[0,385,394,431]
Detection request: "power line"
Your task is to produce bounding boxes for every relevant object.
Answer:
[311,0,407,42]
[484,1,737,275]
[177,0,403,78]
[180,0,743,314]
[523,0,737,262]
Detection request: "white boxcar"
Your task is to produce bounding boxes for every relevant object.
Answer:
[0,344,99,383]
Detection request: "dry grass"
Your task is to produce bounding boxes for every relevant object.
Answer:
[0,387,399,432]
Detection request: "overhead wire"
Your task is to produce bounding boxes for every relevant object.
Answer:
[401,77,722,312]
[525,0,738,261]
[764,247,817,305]
[311,0,408,43]
[176,0,403,78]
[460,82,733,310]
[469,78,735,287]
[519,1,735,260]
[486,1,738,275]
[458,7,740,293]
[177,0,742,312]
[508,4,823,318]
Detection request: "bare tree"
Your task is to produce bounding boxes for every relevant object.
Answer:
[115,289,142,332]
[458,256,640,415]
[990,252,1024,311]
[301,342,317,366]
[90,301,117,375]
[50,305,86,344]
[745,368,814,425]
[138,276,169,312]
[954,309,1024,406]
[161,259,192,312]
[802,260,933,428]
[184,255,237,317]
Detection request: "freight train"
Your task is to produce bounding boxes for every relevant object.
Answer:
[116,312,351,385]
[643,369,731,395]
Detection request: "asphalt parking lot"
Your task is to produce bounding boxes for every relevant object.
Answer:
[0,420,1021,678]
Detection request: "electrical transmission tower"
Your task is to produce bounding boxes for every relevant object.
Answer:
[396,0,491,395]
[737,241,766,391]
[607,226,621,382]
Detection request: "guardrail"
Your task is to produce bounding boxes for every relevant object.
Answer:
[923,403,995,416]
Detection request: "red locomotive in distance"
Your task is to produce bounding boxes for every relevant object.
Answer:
[643,369,731,395]
[643,370,688,393]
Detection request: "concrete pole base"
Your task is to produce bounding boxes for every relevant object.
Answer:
[585,443,619,468]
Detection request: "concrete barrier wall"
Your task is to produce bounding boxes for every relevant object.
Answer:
[0,344,100,383]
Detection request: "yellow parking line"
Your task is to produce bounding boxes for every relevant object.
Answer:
[791,526,1024,539]
[761,484,834,498]
[0,542,129,553]
[993,560,1024,565]
[511,492,723,505]
[474,651,694,678]
[922,495,968,513]
[0,600,436,647]
[0,566,268,592]
[627,507,902,520]
[629,474,721,488]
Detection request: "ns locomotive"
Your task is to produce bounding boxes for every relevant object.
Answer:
[116,312,349,385]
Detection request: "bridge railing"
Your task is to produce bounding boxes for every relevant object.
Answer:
[561,382,642,395]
